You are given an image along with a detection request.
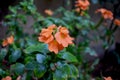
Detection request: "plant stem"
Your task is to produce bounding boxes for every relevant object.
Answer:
[94,17,104,29]
[113,26,118,33]
[109,19,114,30]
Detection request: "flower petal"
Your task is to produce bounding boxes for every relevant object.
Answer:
[48,40,59,54]
[2,39,8,47]
[7,35,14,44]
[38,35,54,43]
[55,32,68,47]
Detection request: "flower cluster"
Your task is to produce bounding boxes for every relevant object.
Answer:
[75,0,90,14]
[96,8,120,27]
[2,35,14,47]
[96,8,113,20]
[38,24,74,54]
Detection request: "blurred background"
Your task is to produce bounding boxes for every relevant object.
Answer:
[0,0,120,79]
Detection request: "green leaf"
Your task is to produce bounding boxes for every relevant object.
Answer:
[57,63,70,77]
[34,64,46,78]
[53,62,78,80]
[69,64,79,79]
[36,54,46,64]
[0,68,5,76]
[57,51,78,63]
[53,69,67,80]
[24,43,49,54]
[5,15,13,19]
[10,63,25,75]
[43,19,53,26]
[57,62,70,74]
[9,6,17,14]
[9,49,21,62]
[0,49,7,61]
[25,61,37,70]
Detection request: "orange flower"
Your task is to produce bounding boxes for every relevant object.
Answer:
[104,76,112,80]
[96,8,113,20]
[7,35,14,44]
[38,24,57,43]
[38,25,74,54]
[39,35,54,44]
[44,9,53,16]
[40,24,57,37]
[48,40,64,54]
[55,27,74,47]
[2,39,8,47]
[114,19,120,26]
[75,0,90,11]
[2,35,14,47]
[2,76,12,80]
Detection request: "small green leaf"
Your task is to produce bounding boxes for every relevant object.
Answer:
[24,43,49,54]
[36,54,46,64]
[9,6,17,14]
[57,62,70,73]
[69,64,79,79]
[57,51,78,63]
[53,62,77,80]
[10,63,25,75]
[34,64,46,78]
[57,63,70,78]
[0,49,7,61]
[9,49,21,62]
[5,15,13,19]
